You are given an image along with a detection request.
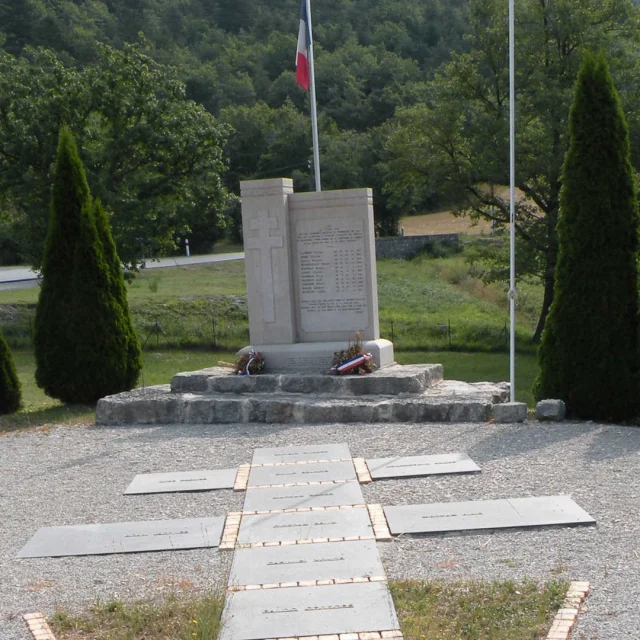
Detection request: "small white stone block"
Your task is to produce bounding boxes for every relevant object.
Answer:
[492,402,527,423]
[536,399,566,421]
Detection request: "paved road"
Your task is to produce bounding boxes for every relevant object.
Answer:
[0,252,245,291]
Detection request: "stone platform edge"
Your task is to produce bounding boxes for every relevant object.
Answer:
[171,363,444,396]
[95,380,510,426]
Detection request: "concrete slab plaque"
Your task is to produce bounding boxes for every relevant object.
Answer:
[17,517,225,558]
[124,469,237,494]
[237,508,373,545]
[510,495,596,527]
[384,496,595,536]
[366,453,480,480]
[229,540,384,587]
[251,443,351,466]
[220,582,398,640]
[243,482,364,513]
[248,460,357,487]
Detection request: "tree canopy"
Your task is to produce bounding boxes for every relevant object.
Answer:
[0,0,471,264]
[383,0,640,340]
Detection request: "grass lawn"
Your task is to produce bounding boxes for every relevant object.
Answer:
[396,351,538,406]
[0,250,541,352]
[50,579,568,640]
[0,348,237,433]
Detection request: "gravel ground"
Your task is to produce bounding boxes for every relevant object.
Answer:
[1,420,639,640]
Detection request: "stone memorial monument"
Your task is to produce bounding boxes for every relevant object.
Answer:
[239,178,394,372]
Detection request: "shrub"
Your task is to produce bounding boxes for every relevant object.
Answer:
[34,127,139,403]
[93,199,142,389]
[534,52,640,421]
[0,327,21,413]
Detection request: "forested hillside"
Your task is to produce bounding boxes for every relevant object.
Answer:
[2,0,640,344]
[0,0,469,267]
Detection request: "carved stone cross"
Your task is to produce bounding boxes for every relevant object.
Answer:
[245,213,283,323]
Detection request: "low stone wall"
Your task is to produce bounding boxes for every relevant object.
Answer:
[375,233,460,259]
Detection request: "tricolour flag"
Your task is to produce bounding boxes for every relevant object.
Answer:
[296,0,310,91]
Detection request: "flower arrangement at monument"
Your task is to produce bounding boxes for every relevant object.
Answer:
[330,333,375,375]
[234,349,265,375]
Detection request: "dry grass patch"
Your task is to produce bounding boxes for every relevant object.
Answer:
[400,212,494,236]
[49,580,567,640]
[51,593,224,640]
[391,579,568,640]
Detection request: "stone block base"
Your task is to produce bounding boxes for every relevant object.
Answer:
[238,339,395,373]
[537,399,566,421]
[492,402,527,423]
[95,379,510,426]
[171,364,443,396]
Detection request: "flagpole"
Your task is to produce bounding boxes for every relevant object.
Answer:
[306,0,321,192]
[508,0,516,402]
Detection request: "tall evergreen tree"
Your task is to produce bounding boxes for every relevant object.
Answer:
[534,52,640,421]
[93,198,142,389]
[35,126,139,403]
[0,327,21,414]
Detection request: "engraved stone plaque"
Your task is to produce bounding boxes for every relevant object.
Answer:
[219,582,398,640]
[237,508,374,545]
[511,495,596,527]
[295,218,369,333]
[17,517,225,558]
[243,482,365,513]
[124,468,237,494]
[384,496,595,536]
[252,443,351,466]
[366,453,480,480]
[248,461,357,487]
[229,540,384,587]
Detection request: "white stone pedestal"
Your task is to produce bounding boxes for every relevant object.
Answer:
[239,179,395,373]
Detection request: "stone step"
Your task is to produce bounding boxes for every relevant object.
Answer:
[171,363,443,396]
[96,380,510,426]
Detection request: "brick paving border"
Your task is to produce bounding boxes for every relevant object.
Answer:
[260,631,403,640]
[367,504,392,541]
[233,465,251,492]
[252,459,354,468]
[23,613,57,640]
[240,504,367,516]
[228,576,388,591]
[545,581,590,640]
[353,458,373,484]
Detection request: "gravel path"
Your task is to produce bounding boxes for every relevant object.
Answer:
[1,420,639,639]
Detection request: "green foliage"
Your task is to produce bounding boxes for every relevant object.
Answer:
[0,43,234,268]
[93,199,142,390]
[0,0,472,263]
[0,326,21,413]
[383,0,640,340]
[35,127,141,404]
[534,52,640,421]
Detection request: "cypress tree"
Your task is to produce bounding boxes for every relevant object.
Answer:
[0,327,21,414]
[35,126,91,401]
[533,52,640,421]
[35,127,138,403]
[93,199,142,389]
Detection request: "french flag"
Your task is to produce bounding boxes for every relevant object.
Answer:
[296,0,310,91]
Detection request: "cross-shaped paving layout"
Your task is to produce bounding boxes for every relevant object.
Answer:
[17,443,596,640]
